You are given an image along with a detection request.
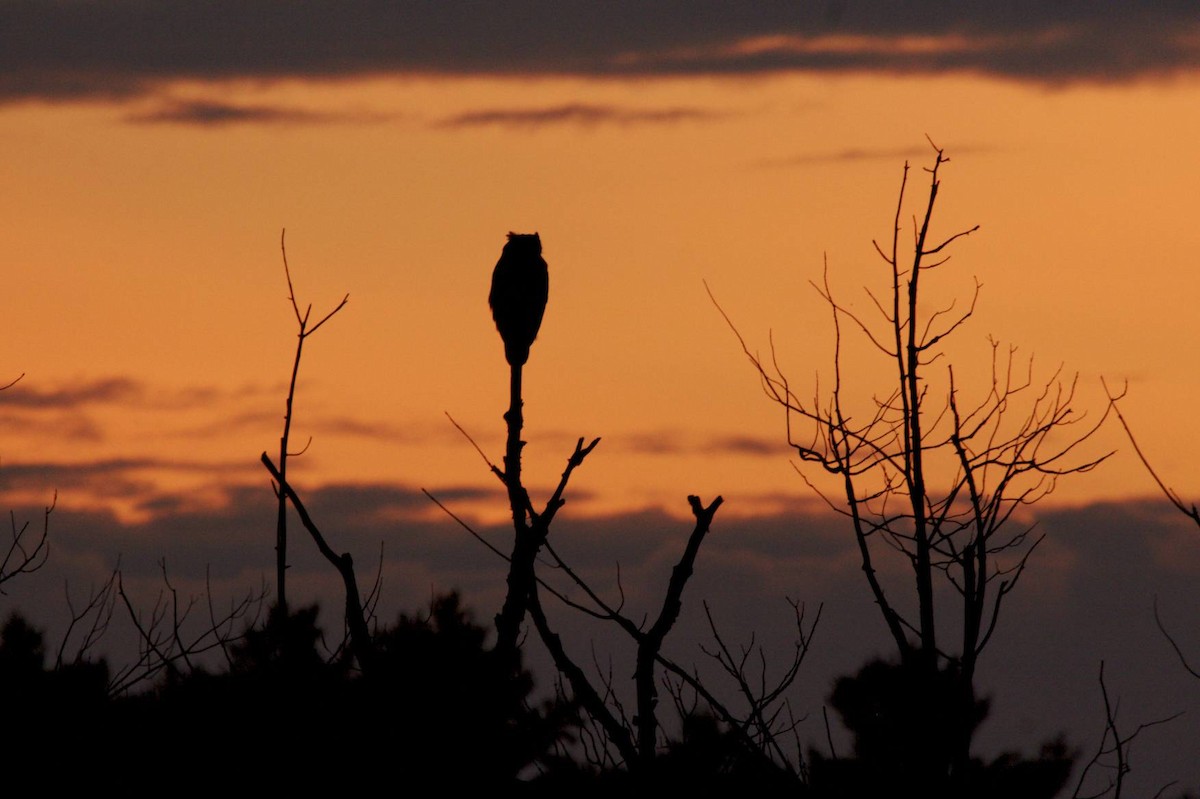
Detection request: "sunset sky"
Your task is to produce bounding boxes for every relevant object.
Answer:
[3,4,1200,790]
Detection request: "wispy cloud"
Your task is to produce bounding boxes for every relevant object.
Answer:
[0,377,142,409]
[0,457,259,492]
[0,411,106,442]
[125,99,393,127]
[307,417,424,442]
[617,430,787,457]
[433,103,726,130]
[170,411,429,444]
[0,376,281,412]
[756,143,998,168]
[707,434,787,456]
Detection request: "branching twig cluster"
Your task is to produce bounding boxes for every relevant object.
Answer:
[713,142,1112,785]
[1071,661,1180,799]
[0,371,53,594]
[695,598,820,769]
[713,144,1108,678]
[1,493,53,595]
[109,563,267,695]
[432,277,816,779]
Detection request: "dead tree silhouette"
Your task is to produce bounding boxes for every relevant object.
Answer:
[435,232,809,780]
[716,142,1113,794]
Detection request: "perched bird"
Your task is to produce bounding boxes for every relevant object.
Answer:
[488,232,549,367]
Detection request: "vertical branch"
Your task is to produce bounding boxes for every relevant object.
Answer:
[494,362,532,658]
[272,229,348,614]
[276,329,302,613]
[634,495,723,763]
[906,148,947,663]
[949,370,983,683]
[494,429,598,660]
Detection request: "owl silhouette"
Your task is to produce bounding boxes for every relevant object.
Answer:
[488,232,548,367]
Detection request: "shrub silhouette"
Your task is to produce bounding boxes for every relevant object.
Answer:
[112,595,566,789]
[1,613,111,780]
[369,592,569,783]
[807,657,1073,799]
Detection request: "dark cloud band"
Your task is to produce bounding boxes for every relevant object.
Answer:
[3,2,1199,105]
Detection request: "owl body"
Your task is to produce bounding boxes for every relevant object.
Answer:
[489,232,548,367]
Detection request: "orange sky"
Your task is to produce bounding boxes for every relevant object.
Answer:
[3,71,1200,524]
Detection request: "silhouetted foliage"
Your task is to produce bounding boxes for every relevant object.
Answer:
[372,593,571,782]
[1,613,111,780]
[807,658,1074,799]
[126,596,567,789]
[2,594,572,790]
[530,709,798,798]
[649,711,797,792]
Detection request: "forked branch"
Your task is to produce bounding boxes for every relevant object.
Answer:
[272,229,349,613]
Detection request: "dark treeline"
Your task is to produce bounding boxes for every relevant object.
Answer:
[0,598,1074,796]
[1,596,566,791]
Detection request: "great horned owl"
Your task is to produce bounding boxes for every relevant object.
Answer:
[488,232,548,367]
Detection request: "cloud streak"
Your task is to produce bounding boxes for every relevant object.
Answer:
[0,376,281,412]
[755,142,1000,168]
[433,103,726,130]
[125,99,394,127]
[616,430,788,457]
[0,377,142,409]
[0,457,260,493]
[3,3,1198,107]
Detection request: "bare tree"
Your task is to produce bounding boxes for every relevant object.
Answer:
[255,232,384,671]
[715,142,1111,787]
[439,425,809,779]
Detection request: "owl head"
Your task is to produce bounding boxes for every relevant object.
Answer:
[505,231,542,255]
